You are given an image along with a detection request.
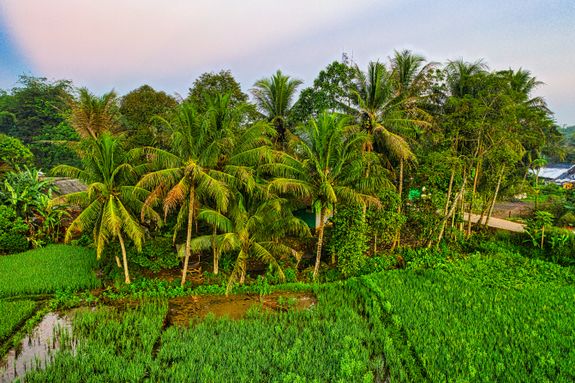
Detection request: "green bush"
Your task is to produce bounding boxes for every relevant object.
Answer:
[0,205,28,254]
[328,206,368,277]
[129,236,179,273]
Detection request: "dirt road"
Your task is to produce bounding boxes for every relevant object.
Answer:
[464,213,525,233]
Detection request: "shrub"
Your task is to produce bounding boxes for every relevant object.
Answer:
[327,206,368,277]
[130,236,180,273]
[0,205,28,254]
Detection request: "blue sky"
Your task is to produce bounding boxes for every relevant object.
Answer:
[0,0,573,125]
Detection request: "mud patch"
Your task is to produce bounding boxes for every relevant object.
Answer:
[0,312,75,382]
[167,292,316,326]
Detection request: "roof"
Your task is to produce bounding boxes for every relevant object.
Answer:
[49,177,87,195]
[533,164,575,181]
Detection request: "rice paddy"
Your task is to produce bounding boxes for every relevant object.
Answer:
[2,246,575,382]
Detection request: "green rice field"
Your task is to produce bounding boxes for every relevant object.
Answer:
[0,245,101,298]
[18,249,575,382]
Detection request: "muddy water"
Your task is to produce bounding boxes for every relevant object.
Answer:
[0,313,74,383]
[168,292,316,326]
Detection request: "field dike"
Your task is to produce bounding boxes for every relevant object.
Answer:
[0,292,316,382]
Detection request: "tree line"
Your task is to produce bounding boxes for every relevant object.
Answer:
[0,51,565,287]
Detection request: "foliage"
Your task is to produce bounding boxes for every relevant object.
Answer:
[0,76,75,170]
[290,59,354,124]
[128,236,180,273]
[0,133,33,174]
[191,193,310,292]
[187,70,248,113]
[52,133,153,283]
[0,205,28,254]
[525,210,555,248]
[328,205,368,277]
[0,245,100,297]
[251,70,302,143]
[138,101,233,285]
[0,167,66,247]
[366,188,406,249]
[67,88,121,139]
[119,85,177,148]
[268,112,382,279]
[29,121,81,169]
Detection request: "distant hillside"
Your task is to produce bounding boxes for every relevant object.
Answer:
[561,125,575,145]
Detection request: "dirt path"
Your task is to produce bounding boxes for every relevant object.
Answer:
[491,201,533,219]
[464,213,525,233]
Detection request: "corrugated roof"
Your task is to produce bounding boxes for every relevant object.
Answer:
[50,177,87,195]
[532,164,575,180]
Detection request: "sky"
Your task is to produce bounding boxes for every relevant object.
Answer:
[0,0,574,125]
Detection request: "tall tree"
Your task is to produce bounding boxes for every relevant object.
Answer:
[119,85,178,148]
[348,61,418,163]
[191,191,310,292]
[290,60,354,124]
[138,102,230,286]
[0,76,77,169]
[51,133,155,283]
[187,70,248,113]
[251,70,302,144]
[267,112,382,279]
[68,88,121,140]
[200,92,276,274]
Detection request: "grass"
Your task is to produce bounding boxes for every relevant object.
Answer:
[17,246,575,382]
[0,300,37,341]
[363,251,575,382]
[0,245,101,298]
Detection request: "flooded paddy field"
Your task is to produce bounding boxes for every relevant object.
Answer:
[0,292,316,381]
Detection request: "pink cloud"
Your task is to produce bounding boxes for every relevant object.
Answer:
[1,0,384,81]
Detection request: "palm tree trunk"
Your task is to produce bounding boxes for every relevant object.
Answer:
[115,256,122,268]
[240,258,246,285]
[212,226,219,275]
[313,207,326,281]
[181,188,195,287]
[485,165,505,228]
[118,232,130,284]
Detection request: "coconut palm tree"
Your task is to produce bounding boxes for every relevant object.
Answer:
[67,88,121,140]
[347,61,415,160]
[266,112,383,280]
[391,50,436,100]
[137,102,230,286]
[50,133,155,283]
[388,50,436,245]
[200,92,276,274]
[191,190,310,293]
[445,59,488,98]
[251,70,302,144]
